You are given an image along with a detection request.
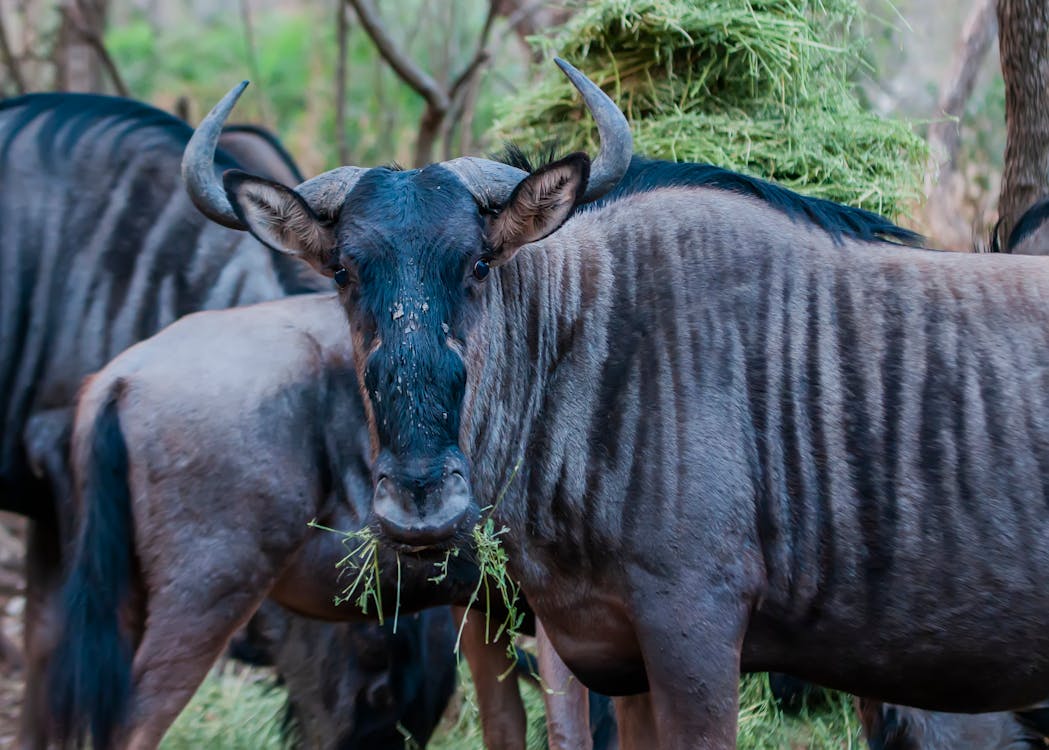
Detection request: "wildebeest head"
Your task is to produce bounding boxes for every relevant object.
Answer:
[855,698,1047,750]
[183,60,632,550]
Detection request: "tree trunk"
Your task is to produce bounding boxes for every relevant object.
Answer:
[492,0,570,59]
[997,0,1049,244]
[53,0,109,92]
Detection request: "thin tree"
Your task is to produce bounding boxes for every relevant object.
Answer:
[996,0,1049,244]
[346,0,496,167]
[923,0,997,248]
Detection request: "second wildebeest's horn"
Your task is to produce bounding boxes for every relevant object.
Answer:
[184,83,369,226]
[445,57,632,208]
[182,81,249,230]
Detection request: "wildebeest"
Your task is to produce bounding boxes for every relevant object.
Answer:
[43,63,633,749]
[0,91,328,747]
[36,74,882,748]
[230,601,459,750]
[208,123,305,186]
[178,57,1049,748]
[855,698,1049,749]
[47,291,565,750]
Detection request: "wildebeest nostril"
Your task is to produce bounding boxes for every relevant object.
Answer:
[441,472,470,517]
[372,472,471,548]
[374,476,393,504]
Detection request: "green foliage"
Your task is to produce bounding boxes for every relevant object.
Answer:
[160,663,288,750]
[452,519,526,668]
[492,0,928,217]
[737,675,863,749]
[310,521,397,624]
[105,2,516,171]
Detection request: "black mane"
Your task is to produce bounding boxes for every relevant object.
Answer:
[497,145,923,246]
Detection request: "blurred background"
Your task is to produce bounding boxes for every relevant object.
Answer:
[0,0,1013,242]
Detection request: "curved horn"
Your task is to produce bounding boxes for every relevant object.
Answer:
[445,58,631,208]
[294,166,370,220]
[182,81,249,230]
[553,57,632,204]
[442,157,529,209]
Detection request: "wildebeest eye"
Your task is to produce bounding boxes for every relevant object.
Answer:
[472,257,491,281]
[333,266,350,288]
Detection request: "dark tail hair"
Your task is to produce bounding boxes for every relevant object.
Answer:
[49,391,134,749]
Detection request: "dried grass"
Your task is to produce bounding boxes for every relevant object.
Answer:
[492,0,927,217]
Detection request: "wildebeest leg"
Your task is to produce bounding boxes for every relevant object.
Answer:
[613,694,657,750]
[120,548,282,749]
[19,409,73,749]
[452,605,527,750]
[537,619,593,750]
[635,592,746,749]
[18,517,60,750]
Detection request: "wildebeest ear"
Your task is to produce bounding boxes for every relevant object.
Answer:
[486,152,590,265]
[223,170,335,269]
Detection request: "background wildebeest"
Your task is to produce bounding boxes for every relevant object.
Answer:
[230,602,459,750]
[992,195,1049,256]
[0,90,328,747]
[47,292,577,750]
[855,698,1049,750]
[185,57,1049,748]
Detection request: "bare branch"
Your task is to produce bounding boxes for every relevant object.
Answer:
[61,0,128,96]
[497,0,547,40]
[920,0,998,249]
[351,0,505,165]
[336,0,350,164]
[348,0,449,113]
[448,1,497,101]
[238,0,275,126]
[441,1,499,158]
[928,0,997,171]
[494,0,570,59]
[0,9,26,94]
[457,77,482,155]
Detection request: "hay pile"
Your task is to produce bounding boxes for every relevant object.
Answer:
[492,0,926,217]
